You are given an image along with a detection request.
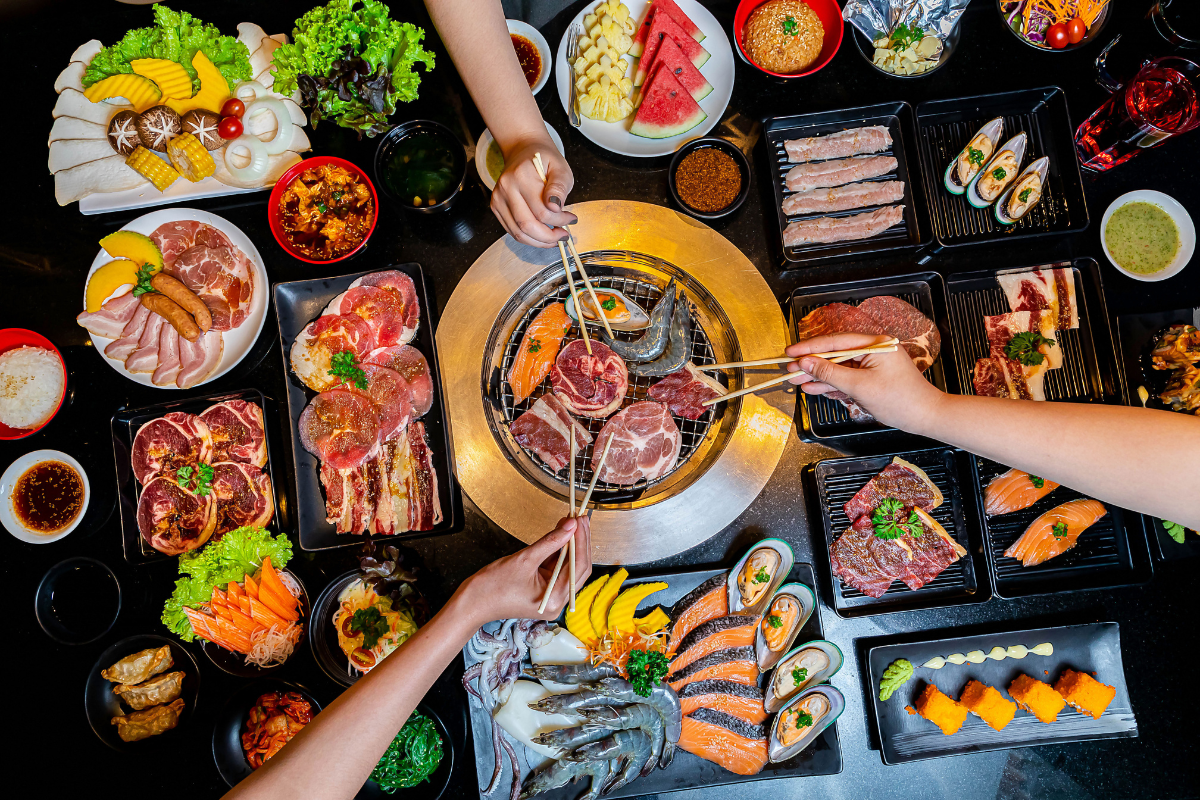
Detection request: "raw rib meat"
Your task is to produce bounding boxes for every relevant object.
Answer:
[647,363,726,420]
[551,339,629,418]
[997,267,1079,330]
[365,345,433,418]
[592,401,681,485]
[973,356,1045,401]
[151,221,255,332]
[199,400,267,466]
[125,313,165,373]
[785,155,897,192]
[784,126,892,163]
[210,461,274,536]
[289,313,375,392]
[782,180,905,216]
[151,325,182,387]
[104,304,151,361]
[349,270,420,344]
[843,457,943,522]
[510,394,593,471]
[783,206,905,246]
[136,475,217,555]
[176,330,223,389]
[984,310,1061,369]
[299,389,378,470]
[76,290,140,338]
[131,411,213,484]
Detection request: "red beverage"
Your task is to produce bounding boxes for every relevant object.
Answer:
[1075,58,1199,171]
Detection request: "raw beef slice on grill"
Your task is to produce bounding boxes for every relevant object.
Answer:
[830,507,965,597]
[299,389,379,470]
[136,476,217,555]
[199,400,267,466]
[131,412,213,484]
[210,461,274,536]
[973,356,1046,401]
[593,401,681,485]
[648,363,726,420]
[349,270,420,343]
[842,456,943,522]
[551,339,629,418]
[511,394,593,471]
[997,267,1079,331]
[984,310,1062,370]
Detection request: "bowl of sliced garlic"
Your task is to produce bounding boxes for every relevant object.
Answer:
[851,20,961,78]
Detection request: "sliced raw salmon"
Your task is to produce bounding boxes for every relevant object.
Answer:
[668,646,758,691]
[507,303,572,404]
[679,680,767,724]
[667,573,728,653]
[669,615,758,675]
[984,468,1060,516]
[1004,499,1108,567]
[678,708,768,776]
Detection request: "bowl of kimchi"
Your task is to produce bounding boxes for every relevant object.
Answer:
[268,156,379,264]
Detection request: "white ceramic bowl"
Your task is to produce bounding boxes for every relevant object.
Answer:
[508,19,552,96]
[476,122,566,191]
[1,450,90,543]
[1100,190,1196,282]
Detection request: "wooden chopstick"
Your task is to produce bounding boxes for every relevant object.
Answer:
[567,432,576,611]
[532,153,591,355]
[700,349,889,407]
[578,432,615,511]
[699,338,901,371]
[566,238,616,340]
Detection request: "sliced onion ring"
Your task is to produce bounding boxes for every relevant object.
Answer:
[223,133,269,184]
[234,80,268,105]
[244,98,293,155]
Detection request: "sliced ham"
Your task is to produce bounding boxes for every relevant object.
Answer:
[510,394,593,471]
[782,180,905,216]
[784,126,892,163]
[785,155,897,192]
[151,325,182,387]
[783,206,905,246]
[176,330,223,389]
[593,401,681,486]
[104,305,151,361]
[125,313,165,373]
[77,290,140,339]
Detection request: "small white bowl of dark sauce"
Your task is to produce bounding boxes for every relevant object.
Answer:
[1101,190,1195,282]
[0,449,90,543]
[508,20,551,95]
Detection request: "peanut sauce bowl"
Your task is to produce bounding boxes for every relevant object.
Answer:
[0,449,90,543]
[267,156,379,265]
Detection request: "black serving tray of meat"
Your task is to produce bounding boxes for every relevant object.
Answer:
[915,86,1089,248]
[463,564,842,799]
[273,264,463,552]
[969,455,1153,598]
[764,101,931,268]
[788,272,955,442]
[808,447,990,617]
[946,259,1123,405]
[111,388,283,565]
[864,622,1137,765]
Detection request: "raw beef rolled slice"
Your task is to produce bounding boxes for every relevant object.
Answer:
[299,389,378,470]
[551,339,629,418]
[136,476,217,555]
[131,412,213,484]
[593,401,681,485]
[210,461,274,536]
[199,400,268,466]
[352,270,420,343]
[511,394,593,471]
[290,313,375,392]
[366,345,433,417]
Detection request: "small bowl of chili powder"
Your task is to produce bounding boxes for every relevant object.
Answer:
[669,138,752,221]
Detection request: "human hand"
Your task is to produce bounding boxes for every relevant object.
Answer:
[459,516,593,627]
[785,333,944,430]
[491,136,577,248]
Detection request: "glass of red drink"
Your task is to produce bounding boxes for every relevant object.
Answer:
[1075,56,1200,171]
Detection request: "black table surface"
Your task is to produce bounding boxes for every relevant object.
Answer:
[3,1,1198,798]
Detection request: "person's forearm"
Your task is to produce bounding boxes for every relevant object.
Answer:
[912,394,1200,527]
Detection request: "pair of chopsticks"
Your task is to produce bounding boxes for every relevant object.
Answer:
[536,432,615,614]
[699,338,900,407]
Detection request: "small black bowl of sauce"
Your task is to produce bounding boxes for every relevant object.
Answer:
[35,557,121,644]
[1,449,90,543]
[374,120,468,214]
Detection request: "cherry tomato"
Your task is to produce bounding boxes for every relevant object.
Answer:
[340,615,357,638]
[350,648,377,669]
[1066,17,1087,44]
[218,116,243,139]
[221,97,245,118]
[1045,22,1070,49]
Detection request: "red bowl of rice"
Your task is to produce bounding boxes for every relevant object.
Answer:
[0,329,67,440]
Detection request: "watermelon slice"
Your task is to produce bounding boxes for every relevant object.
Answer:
[630,0,705,57]
[634,11,710,86]
[630,62,707,139]
[647,36,713,101]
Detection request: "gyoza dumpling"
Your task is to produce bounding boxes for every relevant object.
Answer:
[101,646,173,685]
[113,671,184,711]
[112,698,185,742]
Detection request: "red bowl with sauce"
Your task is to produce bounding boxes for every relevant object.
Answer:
[0,328,67,440]
[734,0,844,79]
[267,156,379,265]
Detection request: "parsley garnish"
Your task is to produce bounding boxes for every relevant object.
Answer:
[967,147,984,167]
[872,497,923,540]
[1052,522,1069,539]
[753,567,770,584]
[1163,520,1187,544]
[627,649,670,697]
[991,166,1007,181]
[329,351,368,390]
[601,297,617,311]
[791,709,814,728]
[890,22,924,50]
[782,16,799,35]
[176,463,214,497]
[1004,331,1056,367]
[792,666,808,685]
[1018,187,1034,203]
[349,606,391,649]
[132,264,157,297]
[767,614,783,629]
[1028,474,1045,489]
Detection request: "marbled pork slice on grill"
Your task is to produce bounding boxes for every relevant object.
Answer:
[647,363,726,420]
[210,461,274,536]
[199,400,268,466]
[551,339,629,418]
[997,267,1079,331]
[984,310,1062,369]
[350,270,420,343]
[592,401,681,485]
[152,220,255,332]
[366,345,433,417]
[290,313,375,392]
[831,507,965,597]
[510,394,593,472]
[782,179,905,216]
[131,411,213,484]
[784,126,892,163]
[784,155,897,193]
[842,456,943,522]
[299,389,378,470]
[76,290,141,339]
[136,476,217,555]
[783,206,904,246]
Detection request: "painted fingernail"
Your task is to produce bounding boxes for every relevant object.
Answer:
[549,195,562,210]
[568,214,579,224]
[559,232,571,241]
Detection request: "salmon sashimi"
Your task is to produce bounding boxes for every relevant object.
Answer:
[669,615,758,675]
[785,155,897,192]
[783,206,905,246]
[667,574,728,653]
[679,680,767,724]
[678,708,769,776]
[1004,499,1108,567]
[668,646,758,691]
[984,468,1060,516]
[507,303,572,404]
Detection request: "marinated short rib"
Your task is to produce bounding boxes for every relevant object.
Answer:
[782,180,905,216]
[131,412,213,484]
[510,394,593,472]
[784,155,897,193]
[984,310,1063,370]
[199,400,268,467]
[783,206,905,246]
[210,461,274,536]
[784,125,892,163]
[996,267,1079,330]
[973,356,1046,401]
[136,475,216,555]
[647,363,726,420]
[830,507,965,597]
[842,456,943,522]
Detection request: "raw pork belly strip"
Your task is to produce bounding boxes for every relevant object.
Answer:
[105,304,151,361]
[784,125,892,163]
[782,179,905,216]
[510,394,593,472]
[783,206,905,246]
[76,290,141,338]
[973,356,1046,401]
[647,363,726,420]
[997,267,1079,330]
[785,155,897,192]
[984,310,1062,370]
[842,456,943,522]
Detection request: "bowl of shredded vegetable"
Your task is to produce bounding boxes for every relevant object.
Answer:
[998,0,1112,52]
[363,705,453,798]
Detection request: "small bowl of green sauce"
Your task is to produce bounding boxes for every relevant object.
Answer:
[1101,190,1195,282]
[374,120,468,213]
[475,121,565,192]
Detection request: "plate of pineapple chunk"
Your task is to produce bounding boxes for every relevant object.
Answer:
[556,0,734,157]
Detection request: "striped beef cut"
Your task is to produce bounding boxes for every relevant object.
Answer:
[973,356,1045,401]
[647,363,726,420]
[997,267,1079,330]
[984,310,1062,369]
[551,339,628,418]
[199,400,268,466]
[131,412,213,484]
[592,401,681,485]
[510,394,593,472]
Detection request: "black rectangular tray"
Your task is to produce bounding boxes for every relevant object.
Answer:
[946,259,1123,404]
[111,388,284,565]
[788,271,955,441]
[808,448,990,617]
[915,86,1089,247]
[969,454,1153,597]
[864,622,1137,765]
[273,264,463,552]
[764,101,931,268]
[464,564,842,797]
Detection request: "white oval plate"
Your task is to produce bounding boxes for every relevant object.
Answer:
[82,207,269,388]
[0,450,90,543]
[477,121,566,191]
[1100,190,1196,283]
[555,0,734,157]
[508,19,553,95]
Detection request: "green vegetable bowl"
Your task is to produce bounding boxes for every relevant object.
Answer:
[363,704,454,799]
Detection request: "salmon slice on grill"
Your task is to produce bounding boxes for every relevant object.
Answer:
[784,155,897,192]
[679,680,767,724]
[669,616,758,674]
[668,646,758,691]
[782,180,905,216]
[984,468,1060,516]
[667,574,729,652]
[678,708,768,776]
[783,206,905,246]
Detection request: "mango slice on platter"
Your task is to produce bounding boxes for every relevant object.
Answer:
[565,575,609,646]
[589,568,627,640]
[131,58,193,101]
[85,259,139,313]
[99,230,164,271]
[607,582,668,635]
[83,73,161,112]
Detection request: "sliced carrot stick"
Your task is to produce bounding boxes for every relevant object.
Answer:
[258,586,300,622]
[243,573,260,600]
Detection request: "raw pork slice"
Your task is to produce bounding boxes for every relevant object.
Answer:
[973,356,1045,401]
[210,461,274,536]
[593,401,681,485]
[349,271,420,344]
[647,363,726,420]
[131,412,212,484]
[510,394,593,471]
[199,400,267,466]
[151,325,182,387]
[785,155,897,193]
[784,126,892,163]
[104,305,151,361]
[125,313,165,373]
[151,221,255,331]
[997,267,1079,330]
[782,180,905,216]
[299,389,378,470]
[290,313,375,392]
[984,310,1062,370]
[551,339,629,418]
[76,291,140,339]
[366,345,433,418]
[136,476,217,555]
[783,206,904,246]
[331,285,410,348]
[843,456,942,522]
[176,330,223,389]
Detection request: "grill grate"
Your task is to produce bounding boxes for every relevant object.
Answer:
[498,268,721,494]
